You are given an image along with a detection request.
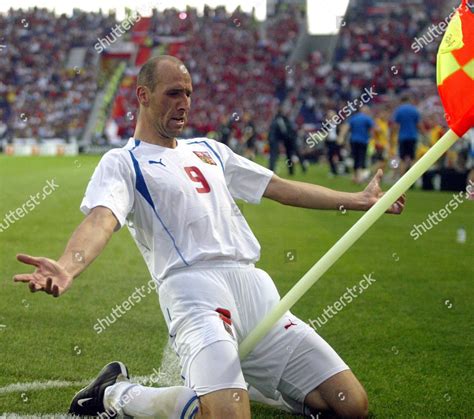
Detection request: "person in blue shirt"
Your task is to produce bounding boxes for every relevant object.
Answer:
[341,106,375,184]
[392,96,421,176]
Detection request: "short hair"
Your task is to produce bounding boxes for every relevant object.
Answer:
[137,55,185,91]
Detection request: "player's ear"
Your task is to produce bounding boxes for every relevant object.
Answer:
[137,85,150,107]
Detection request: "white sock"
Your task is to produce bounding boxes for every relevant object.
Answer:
[104,382,199,418]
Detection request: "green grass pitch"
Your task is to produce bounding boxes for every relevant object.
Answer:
[0,155,472,417]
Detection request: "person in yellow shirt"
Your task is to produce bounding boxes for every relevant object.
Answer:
[416,115,445,160]
[370,109,390,174]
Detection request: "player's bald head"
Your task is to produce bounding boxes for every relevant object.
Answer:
[137,55,190,92]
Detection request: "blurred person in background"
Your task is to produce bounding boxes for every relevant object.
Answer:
[370,108,390,176]
[0,109,8,141]
[217,115,233,146]
[268,105,306,176]
[242,113,257,161]
[391,95,422,178]
[415,114,445,161]
[340,106,375,184]
[324,110,343,177]
[466,128,474,199]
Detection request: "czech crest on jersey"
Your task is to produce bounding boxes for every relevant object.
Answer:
[193,151,217,165]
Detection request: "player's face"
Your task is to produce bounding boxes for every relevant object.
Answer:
[149,64,193,139]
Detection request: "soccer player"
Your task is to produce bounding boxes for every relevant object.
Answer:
[13,56,405,419]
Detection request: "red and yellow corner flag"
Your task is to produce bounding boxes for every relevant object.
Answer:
[437,0,474,137]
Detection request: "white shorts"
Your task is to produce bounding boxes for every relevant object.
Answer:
[158,262,349,410]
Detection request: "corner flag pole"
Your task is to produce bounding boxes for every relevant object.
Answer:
[239,129,459,359]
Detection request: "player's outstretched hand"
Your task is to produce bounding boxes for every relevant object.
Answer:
[13,254,73,297]
[363,169,406,215]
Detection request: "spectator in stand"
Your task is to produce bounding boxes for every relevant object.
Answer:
[392,95,422,177]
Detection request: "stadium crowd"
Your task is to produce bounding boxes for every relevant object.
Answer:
[0,8,116,141]
[110,4,303,143]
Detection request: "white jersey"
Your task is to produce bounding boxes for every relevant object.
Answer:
[80,137,273,285]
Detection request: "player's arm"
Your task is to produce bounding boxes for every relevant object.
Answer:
[13,206,118,297]
[263,169,405,214]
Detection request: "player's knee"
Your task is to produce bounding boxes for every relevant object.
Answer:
[352,391,368,418]
[306,379,369,418]
[197,389,250,419]
[336,388,368,418]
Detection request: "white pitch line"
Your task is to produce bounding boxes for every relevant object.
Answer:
[0,343,183,419]
[0,379,89,395]
[0,347,182,396]
[0,375,160,396]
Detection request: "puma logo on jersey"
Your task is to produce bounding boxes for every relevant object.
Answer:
[284,320,297,330]
[216,307,235,338]
[149,159,166,167]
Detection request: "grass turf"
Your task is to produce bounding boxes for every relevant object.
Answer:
[0,155,472,417]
